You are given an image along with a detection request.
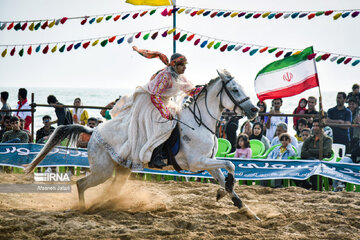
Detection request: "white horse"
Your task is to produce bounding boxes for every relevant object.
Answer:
[25,69,259,217]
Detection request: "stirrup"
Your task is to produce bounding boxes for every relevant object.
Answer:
[148,157,166,169]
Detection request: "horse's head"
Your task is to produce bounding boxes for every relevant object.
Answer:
[216,69,258,120]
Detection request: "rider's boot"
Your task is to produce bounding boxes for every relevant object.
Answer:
[148,153,167,169]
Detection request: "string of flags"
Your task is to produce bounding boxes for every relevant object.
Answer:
[1,27,359,66]
[171,6,360,21]
[0,7,161,32]
[1,6,359,32]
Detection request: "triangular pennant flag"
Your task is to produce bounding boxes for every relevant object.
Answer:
[114,15,121,21]
[19,48,24,57]
[81,18,88,25]
[213,42,221,49]
[132,13,139,19]
[100,40,108,47]
[41,21,48,29]
[194,38,201,45]
[220,44,228,52]
[35,45,41,52]
[151,32,158,40]
[127,36,134,43]
[34,22,41,30]
[27,46,32,55]
[42,45,49,54]
[66,44,74,51]
[48,20,56,28]
[200,40,208,48]
[1,23,7,30]
[92,40,99,46]
[161,30,168,37]
[117,37,124,44]
[10,47,16,56]
[135,32,141,38]
[82,41,90,49]
[96,17,104,23]
[60,17,68,24]
[29,22,34,31]
[143,33,150,40]
[179,33,187,42]
[187,34,195,41]
[51,45,57,53]
[173,32,181,40]
[109,36,116,43]
[21,22,28,31]
[7,22,14,30]
[1,49,7,57]
[59,44,66,52]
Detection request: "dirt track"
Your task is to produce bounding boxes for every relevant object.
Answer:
[0,173,360,240]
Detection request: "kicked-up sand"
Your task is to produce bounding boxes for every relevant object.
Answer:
[0,173,360,240]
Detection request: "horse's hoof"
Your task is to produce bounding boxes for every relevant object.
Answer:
[225,173,235,193]
[231,196,243,209]
[216,188,227,201]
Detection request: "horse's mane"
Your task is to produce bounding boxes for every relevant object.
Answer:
[183,70,234,108]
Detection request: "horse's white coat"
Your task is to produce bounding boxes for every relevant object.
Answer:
[77,69,258,208]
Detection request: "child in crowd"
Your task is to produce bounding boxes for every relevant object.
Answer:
[235,133,252,158]
[293,98,307,130]
[294,118,308,142]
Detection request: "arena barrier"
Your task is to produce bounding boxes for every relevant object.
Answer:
[1,143,360,188]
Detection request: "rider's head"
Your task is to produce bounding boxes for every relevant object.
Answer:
[170,53,187,74]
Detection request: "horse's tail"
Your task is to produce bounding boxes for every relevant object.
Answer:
[24,124,93,174]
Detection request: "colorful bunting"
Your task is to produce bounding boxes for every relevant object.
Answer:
[1,26,358,67]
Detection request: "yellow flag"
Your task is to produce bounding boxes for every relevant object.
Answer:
[126,0,173,6]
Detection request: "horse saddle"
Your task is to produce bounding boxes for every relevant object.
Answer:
[150,124,182,170]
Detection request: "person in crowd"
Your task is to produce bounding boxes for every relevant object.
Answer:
[297,128,311,157]
[240,120,252,137]
[301,119,333,160]
[305,96,319,129]
[293,98,307,130]
[100,96,121,120]
[47,95,73,126]
[253,101,267,132]
[265,98,288,141]
[15,88,32,131]
[234,133,252,158]
[36,115,55,144]
[97,117,104,125]
[270,122,299,150]
[346,83,360,105]
[249,122,270,151]
[348,98,360,145]
[216,111,227,139]
[225,114,240,153]
[1,91,11,125]
[0,115,12,142]
[70,97,89,125]
[77,117,98,148]
[1,116,29,143]
[261,133,296,188]
[326,92,352,153]
[301,119,332,190]
[19,118,32,143]
[294,118,308,142]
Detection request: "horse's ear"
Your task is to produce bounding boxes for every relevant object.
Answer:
[216,69,227,81]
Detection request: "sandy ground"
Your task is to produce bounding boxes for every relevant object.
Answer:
[0,173,360,240]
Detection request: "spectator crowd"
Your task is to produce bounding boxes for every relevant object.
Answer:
[1,84,360,191]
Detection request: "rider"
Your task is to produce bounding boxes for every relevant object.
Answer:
[132,46,202,168]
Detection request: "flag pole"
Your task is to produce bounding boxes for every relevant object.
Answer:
[312,47,324,191]
[172,1,176,54]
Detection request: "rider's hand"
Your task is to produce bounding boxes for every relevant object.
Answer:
[168,115,173,120]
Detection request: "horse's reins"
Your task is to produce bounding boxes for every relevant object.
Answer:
[187,77,250,135]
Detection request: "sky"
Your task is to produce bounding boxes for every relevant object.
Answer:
[0,0,359,99]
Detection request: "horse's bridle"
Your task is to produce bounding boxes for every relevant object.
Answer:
[188,77,250,135]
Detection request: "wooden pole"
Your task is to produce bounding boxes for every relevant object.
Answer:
[31,93,35,143]
[172,2,176,54]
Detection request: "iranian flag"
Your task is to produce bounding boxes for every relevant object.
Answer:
[255,46,319,101]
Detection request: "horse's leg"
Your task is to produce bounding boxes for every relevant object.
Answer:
[208,168,261,220]
[208,168,241,208]
[76,141,115,209]
[110,165,131,190]
[189,156,236,187]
